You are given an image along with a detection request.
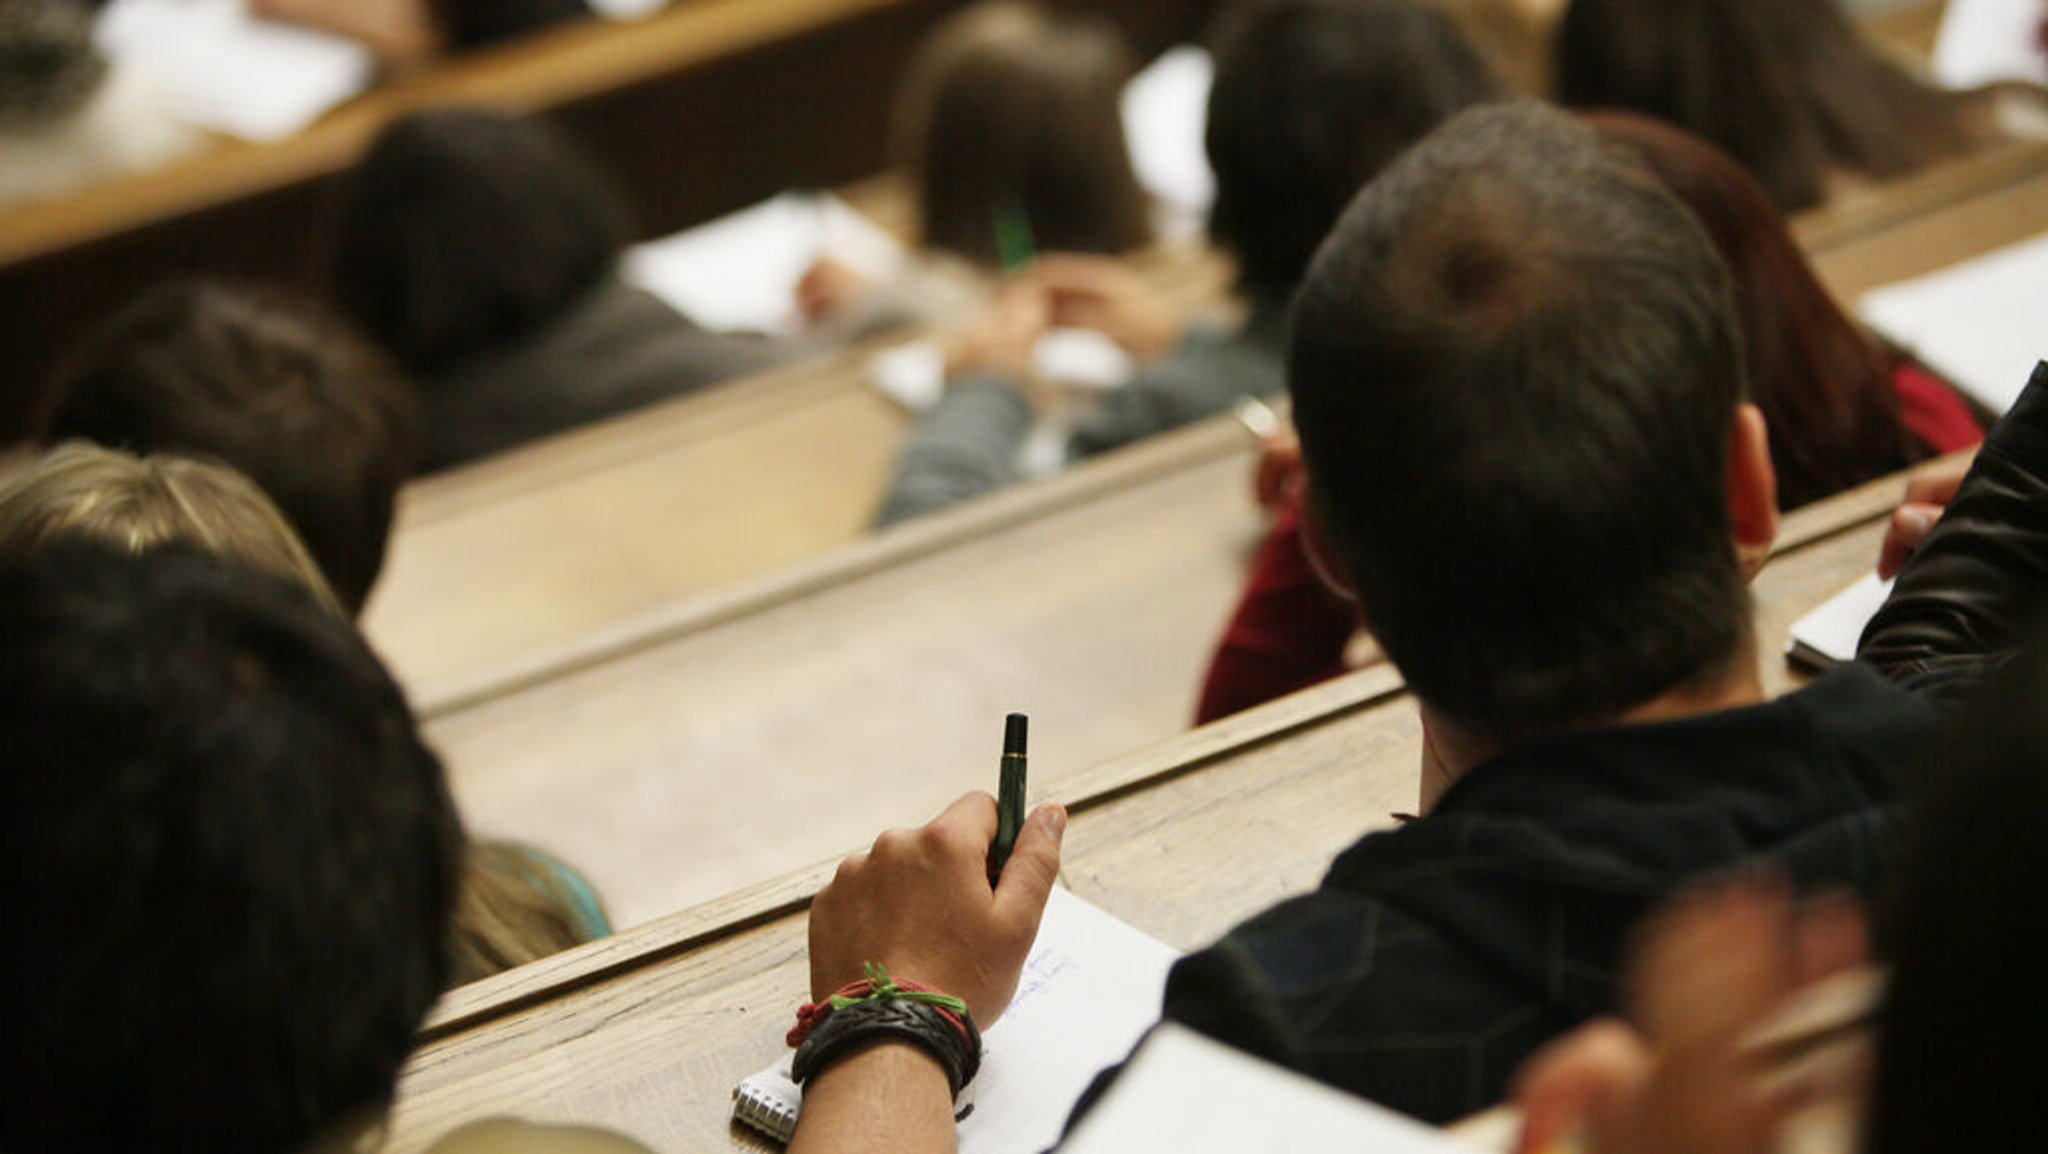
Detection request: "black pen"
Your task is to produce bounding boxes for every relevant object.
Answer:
[988,713,1028,886]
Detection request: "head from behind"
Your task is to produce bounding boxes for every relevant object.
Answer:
[0,545,461,1151]
[1871,626,2048,1153]
[896,1,1151,268]
[1290,102,1759,744]
[1205,0,1500,306]
[42,280,413,616]
[332,106,629,372]
[0,0,105,131]
[1590,112,1913,509]
[1555,0,1969,213]
[0,441,344,615]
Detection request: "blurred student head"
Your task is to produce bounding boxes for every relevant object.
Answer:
[1289,101,1763,745]
[0,441,343,614]
[332,106,629,373]
[0,0,105,132]
[1205,0,1500,307]
[895,1,1151,268]
[1555,0,1973,214]
[0,544,461,1151]
[1589,111,1927,509]
[42,281,412,616]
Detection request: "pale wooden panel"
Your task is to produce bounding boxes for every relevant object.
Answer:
[420,413,1267,928]
[1813,165,2048,299]
[385,480,1897,1154]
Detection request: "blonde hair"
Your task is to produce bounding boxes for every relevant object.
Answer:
[0,442,344,615]
[1,442,611,987]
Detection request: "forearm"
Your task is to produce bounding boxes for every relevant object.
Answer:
[788,1041,958,1154]
[875,376,1033,526]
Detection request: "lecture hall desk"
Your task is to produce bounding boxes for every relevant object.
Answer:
[382,470,1909,1152]
[402,156,2048,931]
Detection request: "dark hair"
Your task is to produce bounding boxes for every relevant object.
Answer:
[0,543,461,1152]
[1289,102,1749,740]
[1205,0,1500,305]
[42,281,414,616]
[1555,0,1975,213]
[331,107,629,371]
[1869,629,2048,1153]
[426,0,586,48]
[896,2,1152,268]
[1590,112,1926,509]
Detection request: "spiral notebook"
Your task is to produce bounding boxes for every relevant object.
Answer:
[732,886,1180,1149]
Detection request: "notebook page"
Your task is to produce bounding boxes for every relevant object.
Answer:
[1060,1023,1487,1154]
[1932,0,2048,88]
[1787,573,1894,671]
[624,192,904,336]
[96,0,374,142]
[732,886,1179,1151]
[1860,231,2048,415]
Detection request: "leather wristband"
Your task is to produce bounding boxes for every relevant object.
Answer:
[790,995,982,1098]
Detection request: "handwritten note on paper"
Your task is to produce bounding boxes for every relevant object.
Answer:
[95,0,374,142]
[1860,231,2048,415]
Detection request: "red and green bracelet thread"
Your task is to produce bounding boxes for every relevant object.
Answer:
[787,962,974,1050]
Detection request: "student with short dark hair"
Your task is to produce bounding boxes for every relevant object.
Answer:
[1554,0,1983,213]
[0,544,462,1151]
[42,280,414,615]
[782,104,2041,1150]
[874,0,1499,525]
[331,107,788,471]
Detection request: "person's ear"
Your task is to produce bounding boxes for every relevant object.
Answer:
[1728,403,1778,581]
[1299,496,1362,610]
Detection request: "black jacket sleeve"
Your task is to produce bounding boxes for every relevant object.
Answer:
[1860,362,2048,702]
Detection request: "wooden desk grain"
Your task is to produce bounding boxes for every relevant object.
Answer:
[384,473,1905,1153]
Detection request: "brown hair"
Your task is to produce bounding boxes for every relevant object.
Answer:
[895,2,1152,267]
[0,442,344,615]
[446,842,609,986]
[1589,111,1930,508]
[1556,0,1978,212]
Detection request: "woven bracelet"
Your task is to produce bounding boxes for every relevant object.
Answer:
[790,994,983,1098]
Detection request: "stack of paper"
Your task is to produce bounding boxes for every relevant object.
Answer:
[623,192,905,336]
[1860,231,2048,415]
[95,0,375,142]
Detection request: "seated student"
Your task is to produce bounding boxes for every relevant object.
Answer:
[0,544,462,1151]
[1517,555,2048,1153]
[41,280,413,616]
[247,0,587,68]
[0,0,198,208]
[0,442,613,984]
[1190,109,1991,724]
[802,0,1152,341]
[781,104,2048,1150]
[330,107,790,472]
[1553,0,1988,213]
[873,0,1500,525]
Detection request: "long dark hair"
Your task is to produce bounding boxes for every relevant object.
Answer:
[895,2,1152,268]
[1557,0,1976,213]
[1591,112,1925,508]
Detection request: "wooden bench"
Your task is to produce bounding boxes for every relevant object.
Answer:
[383,467,1909,1152]
[0,0,1216,439]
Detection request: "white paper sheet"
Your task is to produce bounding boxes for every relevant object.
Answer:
[1061,1023,1487,1154]
[1932,0,2048,89]
[623,192,905,336]
[1859,230,2048,415]
[95,0,374,142]
[1121,46,1215,239]
[1787,573,1895,670]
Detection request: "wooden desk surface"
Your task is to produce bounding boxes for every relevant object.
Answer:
[418,410,1267,928]
[384,470,1906,1153]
